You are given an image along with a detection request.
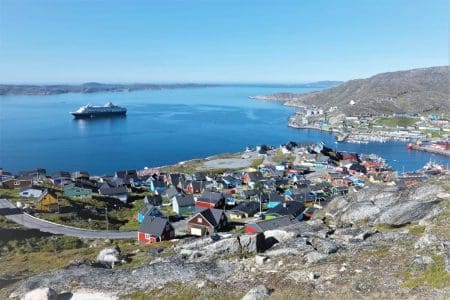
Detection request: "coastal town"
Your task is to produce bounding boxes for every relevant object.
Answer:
[1,141,448,246]
[287,105,450,156]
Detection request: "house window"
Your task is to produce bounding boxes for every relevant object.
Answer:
[197,217,202,223]
[144,233,151,239]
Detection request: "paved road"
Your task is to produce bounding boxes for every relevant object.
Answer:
[0,198,136,239]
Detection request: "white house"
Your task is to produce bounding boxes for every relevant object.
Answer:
[19,188,43,198]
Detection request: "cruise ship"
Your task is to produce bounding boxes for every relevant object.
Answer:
[71,102,127,118]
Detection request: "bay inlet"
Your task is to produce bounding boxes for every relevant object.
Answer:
[0,85,448,174]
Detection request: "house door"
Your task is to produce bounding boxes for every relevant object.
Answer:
[191,227,204,236]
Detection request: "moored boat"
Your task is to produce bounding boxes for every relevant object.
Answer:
[71,102,127,118]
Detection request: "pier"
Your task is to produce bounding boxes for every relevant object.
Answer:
[408,144,450,156]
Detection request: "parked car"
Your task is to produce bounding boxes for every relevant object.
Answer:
[254,211,265,219]
[225,196,237,206]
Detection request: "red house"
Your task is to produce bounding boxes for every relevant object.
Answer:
[195,191,225,209]
[137,216,174,244]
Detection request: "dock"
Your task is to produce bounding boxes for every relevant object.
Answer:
[408,144,450,156]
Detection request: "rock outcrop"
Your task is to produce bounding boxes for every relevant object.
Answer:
[322,183,445,227]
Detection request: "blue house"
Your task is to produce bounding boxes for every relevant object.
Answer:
[264,193,285,209]
[221,175,242,188]
[145,177,155,191]
[137,204,165,223]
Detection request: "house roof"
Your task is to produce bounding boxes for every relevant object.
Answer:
[197,191,224,204]
[261,192,284,203]
[266,200,305,217]
[139,204,164,217]
[248,172,264,182]
[231,201,260,215]
[99,183,128,195]
[275,179,289,186]
[164,186,180,198]
[328,172,345,179]
[75,179,100,190]
[64,184,91,192]
[249,215,297,232]
[170,173,184,186]
[110,177,129,186]
[19,168,46,177]
[194,172,206,181]
[191,180,207,191]
[115,170,138,179]
[144,194,163,206]
[72,171,90,178]
[36,189,57,203]
[174,194,195,206]
[51,171,71,179]
[191,208,226,227]
[349,163,367,174]
[242,189,258,198]
[138,216,172,236]
[288,193,314,202]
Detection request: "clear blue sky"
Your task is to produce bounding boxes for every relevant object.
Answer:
[0,0,448,84]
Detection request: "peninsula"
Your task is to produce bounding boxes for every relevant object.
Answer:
[252,66,450,116]
[252,66,450,153]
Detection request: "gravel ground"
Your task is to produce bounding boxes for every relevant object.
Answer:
[200,151,260,170]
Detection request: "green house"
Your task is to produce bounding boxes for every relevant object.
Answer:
[63,184,92,198]
[263,213,280,220]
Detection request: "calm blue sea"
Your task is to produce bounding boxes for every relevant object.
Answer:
[0,85,448,174]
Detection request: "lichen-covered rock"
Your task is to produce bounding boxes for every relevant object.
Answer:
[339,202,380,225]
[411,184,444,202]
[304,251,328,264]
[242,284,269,300]
[21,287,57,300]
[284,220,330,238]
[264,229,295,243]
[375,201,439,226]
[96,248,120,265]
[414,233,441,250]
[321,195,349,217]
[308,238,339,254]
[203,233,265,256]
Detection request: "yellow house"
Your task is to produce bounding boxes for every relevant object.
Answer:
[35,190,58,212]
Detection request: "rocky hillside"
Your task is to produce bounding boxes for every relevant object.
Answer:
[254,66,450,115]
[7,175,450,299]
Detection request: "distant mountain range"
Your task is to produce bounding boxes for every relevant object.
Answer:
[253,66,450,115]
[0,81,342,96]
[0,82,219,96]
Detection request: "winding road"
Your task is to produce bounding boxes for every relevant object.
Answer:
[0,198,136,239]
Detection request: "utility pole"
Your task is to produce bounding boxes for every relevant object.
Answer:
[259,194,262,214]
[105,206,109,231]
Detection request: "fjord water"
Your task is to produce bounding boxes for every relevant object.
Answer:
[0,86,448,174]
